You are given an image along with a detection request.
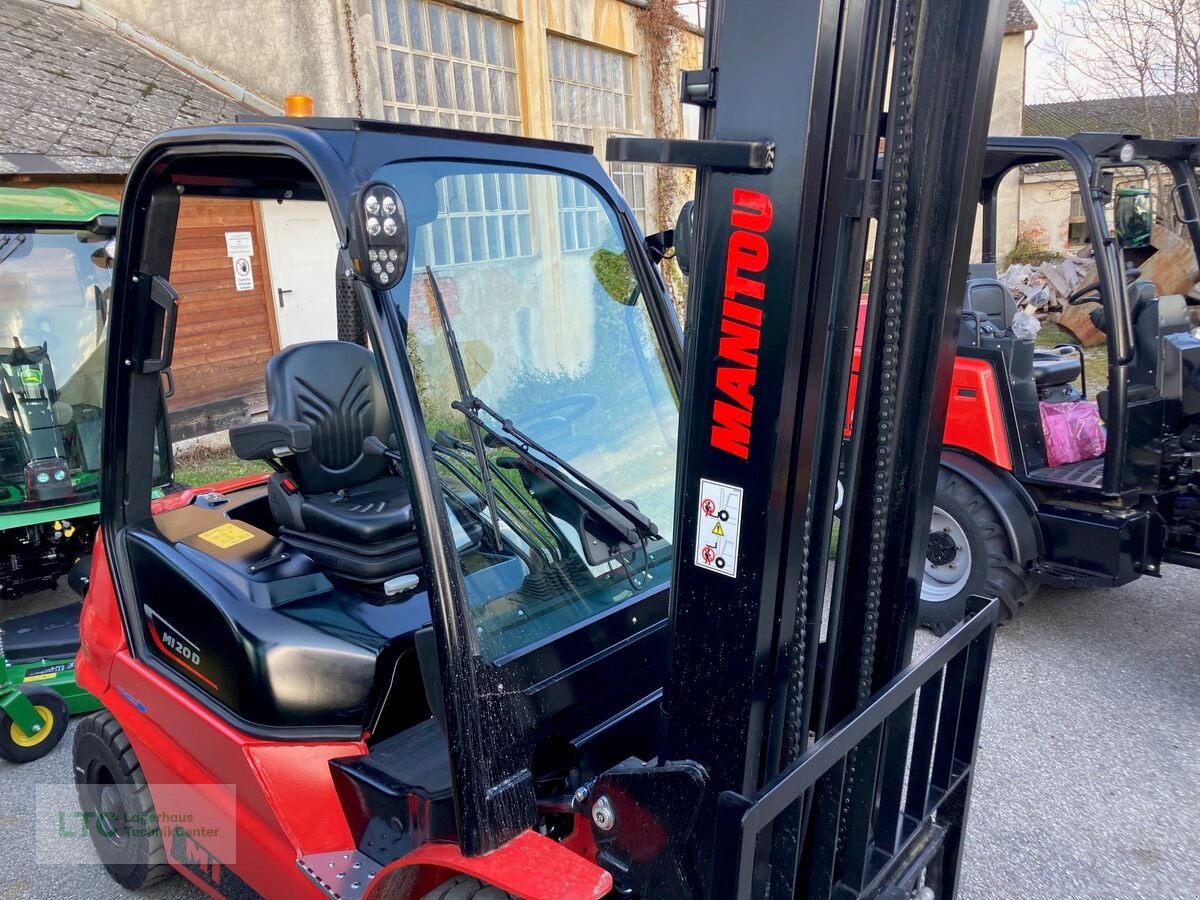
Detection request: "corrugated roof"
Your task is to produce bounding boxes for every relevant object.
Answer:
[1006,0,1038,33]
[1025,94,1200,140]
[0,0,251,176]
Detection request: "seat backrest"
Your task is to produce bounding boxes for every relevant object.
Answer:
[963,277,1016,331]
[266,341,392,495]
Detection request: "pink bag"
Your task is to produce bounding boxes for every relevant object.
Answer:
[1039,401,1106,467]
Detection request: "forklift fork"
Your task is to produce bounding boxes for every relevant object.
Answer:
[714,598,998,899]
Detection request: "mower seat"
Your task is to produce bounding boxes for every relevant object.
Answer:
[1,604,81,663]
[237,341,420,582]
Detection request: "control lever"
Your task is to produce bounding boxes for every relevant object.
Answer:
[362,435,400,462]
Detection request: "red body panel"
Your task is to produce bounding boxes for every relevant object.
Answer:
[367,830,613,900]
[942,358,1013,469]
[848,300,1012,469]
[78,534,611,899]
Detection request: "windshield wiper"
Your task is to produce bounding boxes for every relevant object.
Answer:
[424,266,505,551]
[422,267,659,550]
[0,234,26,267]
[452,395,659,548]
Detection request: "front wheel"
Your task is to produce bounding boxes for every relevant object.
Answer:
[73,711,175,890]
[0,686,68,763]
[420,875,515,899]
[920,468,1037,634]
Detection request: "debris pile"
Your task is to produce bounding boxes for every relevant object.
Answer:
[1002,225,1200,346]
[1001,254,1102,344]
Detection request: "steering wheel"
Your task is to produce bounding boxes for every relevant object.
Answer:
[1067,267,1142,306]
[486,393,597,453]
[511,393,597,433]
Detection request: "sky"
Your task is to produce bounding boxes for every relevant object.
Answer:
[1024,0,1071,103]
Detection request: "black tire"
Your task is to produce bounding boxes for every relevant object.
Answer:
[0,686,69,763]
[420,875,515,900]
[920,467,1037,634]
[72,711,174,890]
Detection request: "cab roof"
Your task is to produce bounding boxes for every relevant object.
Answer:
[0,186,119,226]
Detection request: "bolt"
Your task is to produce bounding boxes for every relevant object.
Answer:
[956,545,963,551]
[573,785,591,809]
[914,888,935,900]
[30,723,41,733]
[948,562,957,569]
[592,795,616,832]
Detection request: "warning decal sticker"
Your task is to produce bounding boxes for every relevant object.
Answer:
[197,523,255,549]
[694,478,744,578]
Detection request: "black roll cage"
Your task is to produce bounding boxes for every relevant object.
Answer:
[978,133,1200,495]
[101,118,683,854]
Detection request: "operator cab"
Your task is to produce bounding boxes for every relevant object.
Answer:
[971,134,1200,495]
[101,119,682,860]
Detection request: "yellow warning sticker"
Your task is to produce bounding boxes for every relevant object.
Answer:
[22,671,56,682]
[197,523,255,549]
[712,521,725,537]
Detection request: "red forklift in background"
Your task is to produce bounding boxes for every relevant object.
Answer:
[72,0,1006,896]
[862,135,1200,632]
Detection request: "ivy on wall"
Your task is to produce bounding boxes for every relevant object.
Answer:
[636,0,693,320]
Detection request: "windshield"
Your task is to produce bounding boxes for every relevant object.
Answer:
[383,160,678,660]
[0,229,111,510]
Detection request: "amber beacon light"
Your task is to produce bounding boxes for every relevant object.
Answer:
[284,94,315,117]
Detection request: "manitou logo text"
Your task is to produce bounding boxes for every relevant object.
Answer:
[710,188,773,460]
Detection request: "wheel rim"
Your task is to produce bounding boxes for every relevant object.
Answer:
[89,765,129,849]
[9,705,54,748]
[923,505,971,603]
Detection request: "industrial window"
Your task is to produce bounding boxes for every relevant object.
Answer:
[548,35,648,230]
[411,171,533,267]
[373,0,522,135]
[1068,190,1088,246]
[675,0,707,29]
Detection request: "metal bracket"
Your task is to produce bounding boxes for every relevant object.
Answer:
[585,758,708,900]
[844,177,884,220]
[606,137,775,172]
[680,68,716,107]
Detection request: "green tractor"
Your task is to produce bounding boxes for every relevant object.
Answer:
[0,186,117,599]
[0,186,120,760]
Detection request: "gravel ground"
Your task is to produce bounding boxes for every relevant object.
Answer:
[1,570,1196,899]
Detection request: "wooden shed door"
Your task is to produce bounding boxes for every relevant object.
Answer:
[167,196,276,424]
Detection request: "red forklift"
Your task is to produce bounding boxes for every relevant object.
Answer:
[895,135,1200,631]
[72,0,1007,896]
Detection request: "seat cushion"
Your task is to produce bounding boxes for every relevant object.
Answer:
[299,475,415,544]
[1,604,80,663]
[1032,351,1082,387]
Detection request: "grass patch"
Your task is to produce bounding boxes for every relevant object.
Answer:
[1035,322,1074,348]
[173,444,270,489]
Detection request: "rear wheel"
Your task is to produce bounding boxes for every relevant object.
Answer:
[420,875,515,899]
[920,468,1036,633]
[0,686,68,763]
[72,711,174,890]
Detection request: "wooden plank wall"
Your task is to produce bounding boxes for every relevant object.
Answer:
[168,196,276,419]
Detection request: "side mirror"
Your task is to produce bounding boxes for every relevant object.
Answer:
[348,182,409,291]
[675,200,695,278]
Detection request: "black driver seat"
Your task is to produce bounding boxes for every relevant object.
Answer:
[247,341,421,581]
[962,273,1082,389]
